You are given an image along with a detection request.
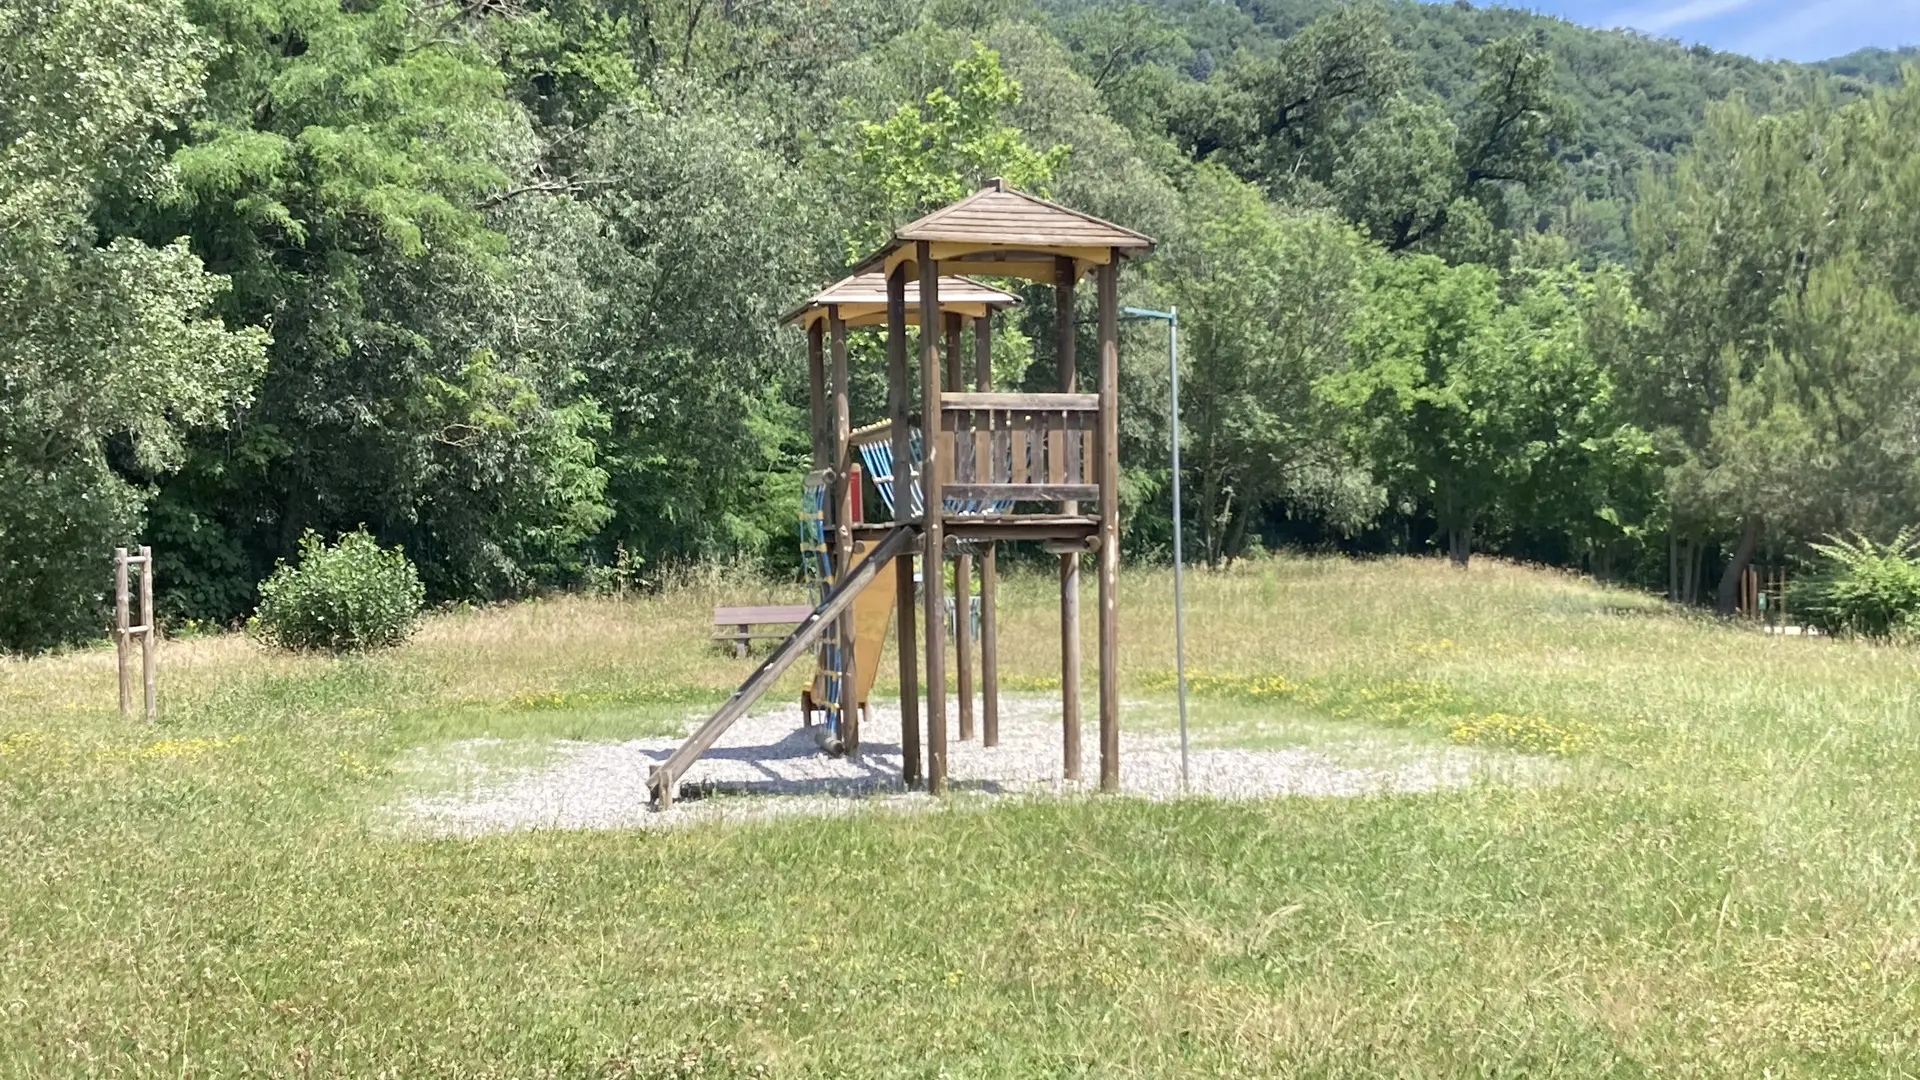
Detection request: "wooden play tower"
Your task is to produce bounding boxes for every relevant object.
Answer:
[648,180,1153,806]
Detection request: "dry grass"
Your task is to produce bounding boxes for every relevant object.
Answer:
[4,553,1920,1076]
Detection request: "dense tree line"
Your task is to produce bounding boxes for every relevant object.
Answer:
[1816,46,1917,87]
[2,0,1916,650]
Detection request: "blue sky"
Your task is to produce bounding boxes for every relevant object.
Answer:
[1467,0,1920,62]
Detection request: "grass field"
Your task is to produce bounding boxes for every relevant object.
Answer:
[4,554,1919,1076]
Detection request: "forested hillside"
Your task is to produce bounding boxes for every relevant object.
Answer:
[1817,45,1918,86]
[1049,0,1827,260]
[4,0,1917,651]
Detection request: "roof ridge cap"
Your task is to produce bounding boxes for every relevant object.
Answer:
[895,183,1153,245]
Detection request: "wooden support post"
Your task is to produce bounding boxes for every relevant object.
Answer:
[115,547,131,718]
[1055,255,1082,782]
[975,313,1000,748]
[1095,260,1121,793]
[918,242,949,795]
[807,320,829,472]
[139,546,156,723]
[946,312,974,743]
[830,307,857,752]
[887,265,921,787]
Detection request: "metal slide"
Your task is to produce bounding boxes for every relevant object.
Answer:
[648,524,917,808]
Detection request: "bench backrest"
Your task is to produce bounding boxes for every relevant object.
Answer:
[712,604,814,626]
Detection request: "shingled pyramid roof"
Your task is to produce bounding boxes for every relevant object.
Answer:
[852,180,1155,284]
[780,271,1020,330]
[893,180,1154,251]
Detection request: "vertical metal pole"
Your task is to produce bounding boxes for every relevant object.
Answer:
[1095,261,1120,794]
[1168,310,1189,794]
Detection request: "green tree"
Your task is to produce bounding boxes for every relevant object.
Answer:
[138,0,611,613]
[1336,256,1511,564]
[1335,254,1643,567]
[1157,166,1379,565]
[1631,74,1920,609]
[0,0,268,650]
[1171,6,1572,264]
[1054,2,1190,134]
[846,43,1070,251]
[578,92,819,566]
[1172,3,1405,194]
[1333,36,1575,261]
[1490,261,1661,575]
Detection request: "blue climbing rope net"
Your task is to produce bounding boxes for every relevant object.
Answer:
[803,425,1011,731]
[855,427,1015,518]
[798,473,848,735]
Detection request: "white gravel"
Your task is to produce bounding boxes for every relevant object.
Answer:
[396,696,1533,835]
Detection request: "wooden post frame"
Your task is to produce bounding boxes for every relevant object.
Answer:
[917,241,949,795]
[115,548,132,717]
[975,313,1000,747]
[830,306,857,752]
[654,181,1149,807]
[1095,259,1121,793]
[807,320,829,472]
[1054,255,1082,783]
[887,265,921,787]
[114,546,157,722]
[945,311,975,743]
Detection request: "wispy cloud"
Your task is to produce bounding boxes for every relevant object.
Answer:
[1731,0,1874,58]
[1612,0,1765,33]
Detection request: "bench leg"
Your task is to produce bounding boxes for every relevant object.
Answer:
[736,624,749,658]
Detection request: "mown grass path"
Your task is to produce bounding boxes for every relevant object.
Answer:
[3,556,1918,1076]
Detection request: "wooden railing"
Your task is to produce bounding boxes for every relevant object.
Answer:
[938,392,1098,506]
[846,393,1103,516]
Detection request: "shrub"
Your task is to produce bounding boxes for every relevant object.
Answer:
[251,529,425,652]
[1802,529,1920,640]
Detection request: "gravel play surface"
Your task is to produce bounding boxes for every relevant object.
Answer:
[398,695,1530,835]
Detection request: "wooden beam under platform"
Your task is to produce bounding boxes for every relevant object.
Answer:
[943,516,1098,543]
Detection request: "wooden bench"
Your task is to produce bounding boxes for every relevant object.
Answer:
[711,604,815,657]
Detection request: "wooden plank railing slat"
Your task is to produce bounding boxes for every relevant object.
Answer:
[942,391,1098,412]
[945,483,1098,503]
[973,416,991,490]
[1010,412,1029,485]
